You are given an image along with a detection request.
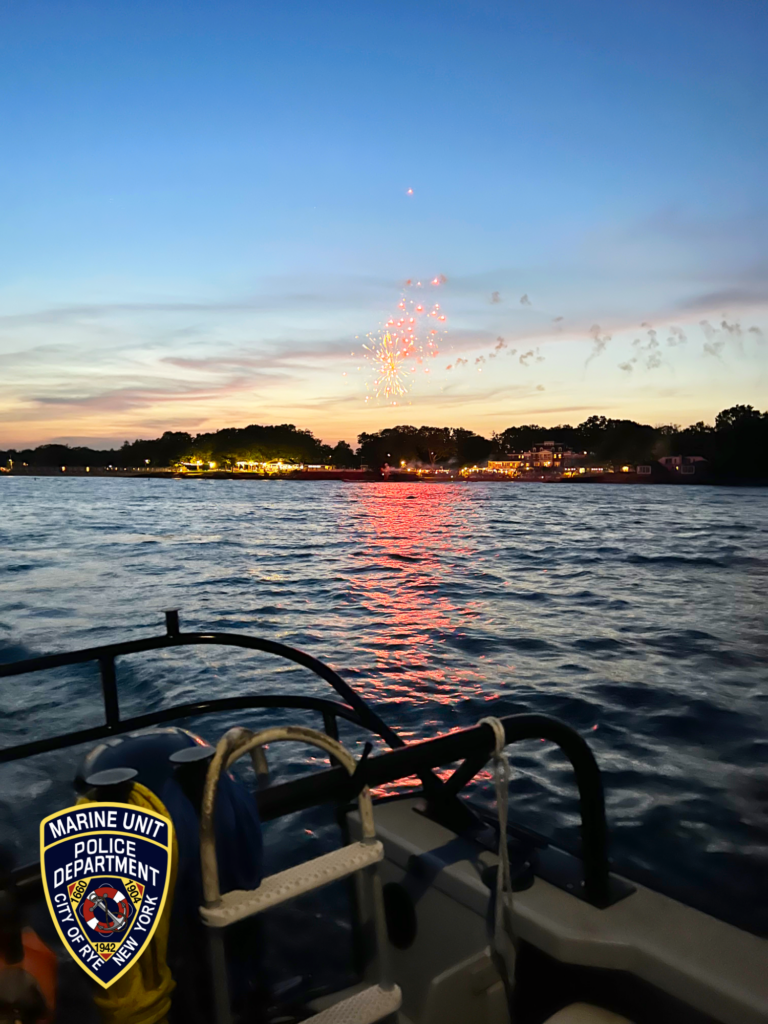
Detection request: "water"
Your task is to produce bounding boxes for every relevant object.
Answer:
[1,477,767,939]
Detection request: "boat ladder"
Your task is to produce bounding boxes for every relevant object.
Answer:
[199,724,402,1024]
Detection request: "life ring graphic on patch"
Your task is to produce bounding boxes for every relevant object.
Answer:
[79,886,132,935]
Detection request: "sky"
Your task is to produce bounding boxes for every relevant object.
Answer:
[1,0,766,448]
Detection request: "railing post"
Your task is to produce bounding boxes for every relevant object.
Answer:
[322,711,340,768]
[322,710,339,742]
[99,657,120,730]
[165,609,180,637]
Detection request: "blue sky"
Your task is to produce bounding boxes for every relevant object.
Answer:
[1,0,766,446]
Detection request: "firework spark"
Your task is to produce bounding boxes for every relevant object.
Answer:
[360,281,447,404]
[363,331,410,400]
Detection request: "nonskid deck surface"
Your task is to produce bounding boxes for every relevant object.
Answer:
[309,984,403,1024]
[349,797,768,1024]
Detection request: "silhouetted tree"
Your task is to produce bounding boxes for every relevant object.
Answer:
[357,426,422,469]
[452,428,494,466]
[4,407,768,482]
[121,431,193,467]
[329,441,359,467]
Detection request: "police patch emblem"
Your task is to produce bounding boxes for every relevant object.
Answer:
[40,802,172,988]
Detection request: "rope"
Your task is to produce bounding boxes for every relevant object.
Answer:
[200,725,376,905]
[78,783,178,1024]
[478,717,517,991]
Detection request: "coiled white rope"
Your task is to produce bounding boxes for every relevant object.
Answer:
[478,716,517,987]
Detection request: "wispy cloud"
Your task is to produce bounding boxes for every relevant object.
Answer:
[677,287,768,313]
[30,380,255,412]
[2,264,767,445]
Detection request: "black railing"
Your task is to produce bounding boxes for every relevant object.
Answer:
[0,615,612,906]
[0,610,402,764]
[254,714,612,905]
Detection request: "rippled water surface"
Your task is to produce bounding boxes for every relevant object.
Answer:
[1,477,767,936]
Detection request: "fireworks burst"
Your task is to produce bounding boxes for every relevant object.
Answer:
[359,281,447,404]
[364,331,410,401]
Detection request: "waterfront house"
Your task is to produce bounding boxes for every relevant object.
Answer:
[530,441,569,468]
[488,442,579,477]
[486,456,525,472]
[634,457,709,481]
[658,455,708,477]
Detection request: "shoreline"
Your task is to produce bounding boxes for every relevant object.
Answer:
[3,469,764,486]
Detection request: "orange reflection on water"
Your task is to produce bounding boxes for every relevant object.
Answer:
[344,483,489,716]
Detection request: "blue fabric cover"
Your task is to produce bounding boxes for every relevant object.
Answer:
[75,727,264,902]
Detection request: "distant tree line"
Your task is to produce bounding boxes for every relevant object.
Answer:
[353,406,768,481]
[0,424,357,472]
[2,405,767,482]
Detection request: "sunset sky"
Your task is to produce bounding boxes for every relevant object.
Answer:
[1,0,766,448]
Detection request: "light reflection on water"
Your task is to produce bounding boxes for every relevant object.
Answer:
[0,477,767,935]
[346,484,489,709]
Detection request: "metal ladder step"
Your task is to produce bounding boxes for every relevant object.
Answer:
[200,840,384,928]
[310,983,402,1023]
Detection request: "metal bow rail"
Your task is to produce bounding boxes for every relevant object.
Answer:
[0,613,612,907]
[0,610,401,764]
